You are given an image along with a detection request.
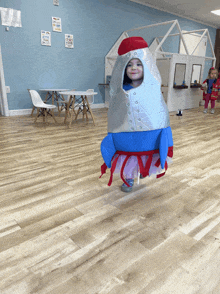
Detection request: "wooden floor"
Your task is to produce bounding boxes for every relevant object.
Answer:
[1,105,220,294]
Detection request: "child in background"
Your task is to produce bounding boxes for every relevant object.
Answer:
[202,67,220,114]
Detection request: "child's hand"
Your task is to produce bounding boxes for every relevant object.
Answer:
[201,82,207,91]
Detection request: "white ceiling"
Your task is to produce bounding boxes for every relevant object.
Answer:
[129,0,220,29]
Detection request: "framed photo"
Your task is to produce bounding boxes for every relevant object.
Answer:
[41,30,51,46]
[52,17,62,32]
[65,34,74,48]
[53,0,59,5]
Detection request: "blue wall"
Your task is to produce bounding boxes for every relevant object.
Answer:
[0,0,217,110]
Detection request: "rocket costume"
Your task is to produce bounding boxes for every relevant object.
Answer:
[100,37,173,187]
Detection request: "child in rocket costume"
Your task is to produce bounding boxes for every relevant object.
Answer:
[100,36,173,192]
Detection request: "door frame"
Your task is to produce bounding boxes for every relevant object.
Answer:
[0,45,9,116]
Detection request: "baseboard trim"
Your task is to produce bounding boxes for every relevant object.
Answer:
[8,103,106,116]
[9,109,33,116]
[90,103,106,109]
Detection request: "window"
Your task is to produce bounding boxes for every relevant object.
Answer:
[174,63,186,86]
[191,64,202,85]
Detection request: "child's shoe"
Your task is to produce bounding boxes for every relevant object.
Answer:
[121,179,134,192]
[176,110,182,116]
[203,108,208,113]
[140,174,147,179]
[211,108,215,114]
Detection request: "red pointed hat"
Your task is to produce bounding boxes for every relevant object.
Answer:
[118,36,148,56]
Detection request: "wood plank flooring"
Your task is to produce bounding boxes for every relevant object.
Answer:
[1,105,220,293]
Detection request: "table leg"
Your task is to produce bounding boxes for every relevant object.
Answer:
[64,95,74,124]
[82,96,88,121]
[85,95,95,125]
[55,92,61,116]
[64,98,70,124]
[81,96,85,121]
[52,92,55,104]
[75,105,81,121]
[44,92,49,103]
[51,91,55,117]
[51,110,57,123]
[69,96,76,127]
[58,94,66,116]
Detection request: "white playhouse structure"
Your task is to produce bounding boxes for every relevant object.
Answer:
[105,20,216,112]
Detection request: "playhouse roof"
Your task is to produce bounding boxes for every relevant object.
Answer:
[106,19,215,62]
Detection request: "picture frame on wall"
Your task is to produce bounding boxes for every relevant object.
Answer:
[52,17,62,32]
[53,0,59,6]
[65,34,74,49]
[41,30,51,46]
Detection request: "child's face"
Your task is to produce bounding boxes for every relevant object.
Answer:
[126,58,143,82]
[210,70,218,79]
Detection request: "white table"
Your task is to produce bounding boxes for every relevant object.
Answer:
[59,90,97,126]
[39,89,70,116]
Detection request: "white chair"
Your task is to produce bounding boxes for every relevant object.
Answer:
[28,89,57,123]
[86,89,94,104]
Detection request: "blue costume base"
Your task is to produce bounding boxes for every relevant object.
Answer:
[100,127,173,169]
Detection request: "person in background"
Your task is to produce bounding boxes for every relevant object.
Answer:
[202,67,220,114]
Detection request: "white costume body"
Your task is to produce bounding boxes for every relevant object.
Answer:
[108,47,170,133]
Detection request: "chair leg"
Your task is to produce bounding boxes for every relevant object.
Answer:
[42,109,46,123]
[34,108,40,122]
[31,106,35,117]
[51,110,57,123]
[45,109,47,123]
